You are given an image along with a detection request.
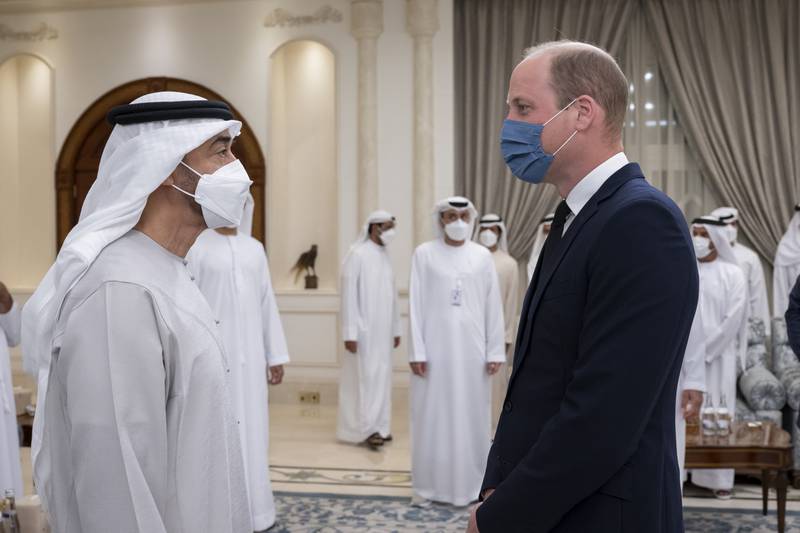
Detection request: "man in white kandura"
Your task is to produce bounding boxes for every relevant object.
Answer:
[21,92,252,533]
[475,214,520,352]
[711,207,769,330]
[526,213,553,282]
[409,196,506,506]
[337,211,401,451]
[0,281,23,497]
[187,196,290,532]
[774,205,800,317]
[689,215,748,500]
[676,306,706,487]
[475,214,520,429]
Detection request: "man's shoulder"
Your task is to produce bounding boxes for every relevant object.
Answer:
[734,243,760,262]
[719,260,747,282]
[69,232,182,311]
[494,249,518,269]
[413,240,438,257]
[601,178,685,231]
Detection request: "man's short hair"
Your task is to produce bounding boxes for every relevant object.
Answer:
[524,40,629,141]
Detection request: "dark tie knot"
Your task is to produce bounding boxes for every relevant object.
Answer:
[553,200,571,228]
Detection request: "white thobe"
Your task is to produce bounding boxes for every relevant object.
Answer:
[187,230,290,531]
[37,230,250,533]
[0,302,23,496]
[491,249,520,346]
[409,240,506,506]
[676,304,706,485]
[732,243,770,329]
[691,259,747,492]
[489,249,520,430]
[774,261,800,318]
[337,240,400,443]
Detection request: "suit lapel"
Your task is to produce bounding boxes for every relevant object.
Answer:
[508,164,645,386]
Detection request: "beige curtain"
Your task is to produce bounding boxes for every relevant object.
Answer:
[644,0,800,263]
[454,0,637,260]
[623,8,719,223]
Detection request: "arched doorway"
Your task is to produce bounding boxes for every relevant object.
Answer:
[55,77,266,248]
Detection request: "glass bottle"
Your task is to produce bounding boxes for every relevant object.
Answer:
[0,495,6,533]
[1,489,20,533]
[716,395,732,438]
[701,394,717,437]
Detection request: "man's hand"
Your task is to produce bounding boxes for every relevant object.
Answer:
[394,336,401,349]
[410,362,427,377]
[681,389,703,420]
[486,362,502,375]
[344,341,358,354]
[268,365,284,385]
[0,282,12,314]
[466,502,481,533]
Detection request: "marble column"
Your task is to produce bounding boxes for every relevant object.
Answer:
[350,0,383,224]
[406,0,439,245]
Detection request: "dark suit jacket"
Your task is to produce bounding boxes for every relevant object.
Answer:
[785,275,800,360]
[476,163,698,533]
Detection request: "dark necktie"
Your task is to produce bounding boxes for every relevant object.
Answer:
[538,200,571,275]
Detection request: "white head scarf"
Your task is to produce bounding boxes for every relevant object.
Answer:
[473,213,509,253]
[432,196,478,240]
[693,216,739,266]
[710,206,739,244]
[775,206,800,267]
[345,210,395,260]
[528,213,554,266]
[22,91,242,379]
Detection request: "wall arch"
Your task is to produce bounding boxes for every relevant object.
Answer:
[268,40,338,290]
[55,77,267,247]
[0,54,55,290]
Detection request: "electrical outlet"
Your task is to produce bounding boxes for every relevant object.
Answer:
[299,391,320,404]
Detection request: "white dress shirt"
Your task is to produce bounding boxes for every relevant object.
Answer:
[562,152,629,234]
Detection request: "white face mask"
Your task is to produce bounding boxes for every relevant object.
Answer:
[479,229,499,248]
[379,228,396,246]
[173,159,253,229]
[692,235,713,260]
[444,219,470,242]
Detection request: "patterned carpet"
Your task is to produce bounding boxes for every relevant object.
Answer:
[270,492,800,532]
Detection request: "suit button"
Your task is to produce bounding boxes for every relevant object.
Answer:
[503,400,513,413]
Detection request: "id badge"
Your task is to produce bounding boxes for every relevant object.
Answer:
[451,278,463,306]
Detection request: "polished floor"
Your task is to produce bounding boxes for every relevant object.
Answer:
[19,399,800,514]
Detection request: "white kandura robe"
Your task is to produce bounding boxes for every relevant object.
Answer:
[489,248,520,430]
[337,240,400,443]
[676,303,706,484]
[0,302,23,496]
[187,229,290,531]
[774,261,800,318]
[691,259,747,492]
[409,240,506,506]
[37,230,250,533]
[773,215,800,317]
[732,243,770,329]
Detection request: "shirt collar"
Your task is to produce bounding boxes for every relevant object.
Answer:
[564,152,629,217]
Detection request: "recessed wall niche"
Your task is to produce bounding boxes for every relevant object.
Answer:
[268,40,338,291]
[0,54,55,290]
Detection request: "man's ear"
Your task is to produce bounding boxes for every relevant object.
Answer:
[574,95,598,132]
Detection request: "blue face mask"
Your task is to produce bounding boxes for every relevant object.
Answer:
[500,100,578,184]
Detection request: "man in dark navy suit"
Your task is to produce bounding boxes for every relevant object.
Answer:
[467,41,698,533]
